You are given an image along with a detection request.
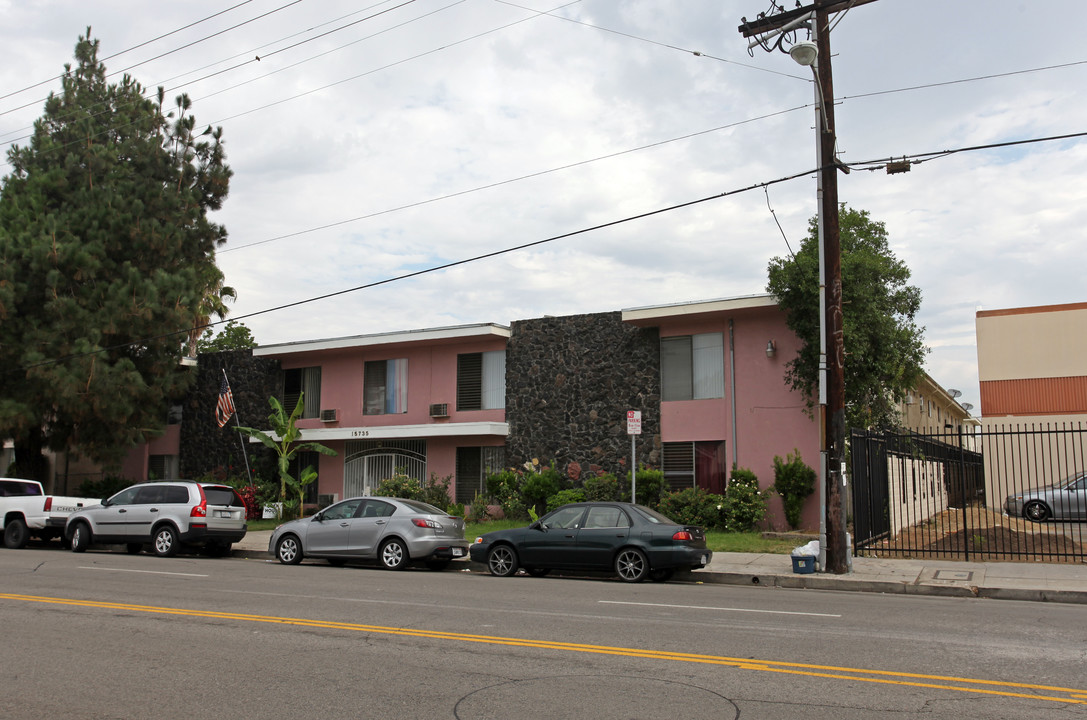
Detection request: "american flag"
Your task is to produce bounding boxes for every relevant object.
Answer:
[216,373,236,428]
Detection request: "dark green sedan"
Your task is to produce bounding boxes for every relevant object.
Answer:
[469,502,711,583]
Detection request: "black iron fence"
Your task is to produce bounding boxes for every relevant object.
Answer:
[851,423,1086,562]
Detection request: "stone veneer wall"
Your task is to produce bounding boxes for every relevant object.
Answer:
[505,312,661,479]
[179,349,280,480]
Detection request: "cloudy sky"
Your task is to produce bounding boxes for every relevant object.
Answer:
[2,0,1085,414]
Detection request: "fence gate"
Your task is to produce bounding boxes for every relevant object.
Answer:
[343,440,427,497]
[851,424,1085,562]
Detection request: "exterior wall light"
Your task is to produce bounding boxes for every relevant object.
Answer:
[766,340,776,358]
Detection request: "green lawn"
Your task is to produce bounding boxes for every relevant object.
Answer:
[251,516,802,555]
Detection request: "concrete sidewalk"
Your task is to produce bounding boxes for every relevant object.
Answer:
[233,530,1087,604]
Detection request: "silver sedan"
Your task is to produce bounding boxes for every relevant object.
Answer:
[1005,472,1087,522]
[268,497,469,570]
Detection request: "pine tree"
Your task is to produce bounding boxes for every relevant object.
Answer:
[0,30,233,478]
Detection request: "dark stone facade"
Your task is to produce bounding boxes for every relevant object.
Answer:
[178,350,280,481]
[505,312,661,479]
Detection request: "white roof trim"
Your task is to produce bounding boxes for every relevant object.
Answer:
[622,294,778,323]
[248,421,509,443]
[254,323,510,356]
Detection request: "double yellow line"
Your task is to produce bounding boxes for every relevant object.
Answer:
[4,592,1085,705]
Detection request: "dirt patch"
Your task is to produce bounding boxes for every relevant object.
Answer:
[862,505,1086,563]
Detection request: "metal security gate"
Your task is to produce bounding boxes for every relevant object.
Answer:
[852,424,1086,562]
[343,440,427,497]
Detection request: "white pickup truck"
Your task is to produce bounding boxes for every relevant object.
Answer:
[1,478,101,548]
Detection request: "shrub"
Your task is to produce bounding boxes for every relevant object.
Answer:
[625,467,667,508]
[582,472,622,501]
[418,474,453,510]
[375,471,421,500]
[546,488,586,512]
[724,466,768,532]
[236,485,262,520]
[466,492,491,522]
[486,469,524,519]
[521,464,562,516]
[773,451,816,529]
[447,502,465,518]
[658,487,725,529]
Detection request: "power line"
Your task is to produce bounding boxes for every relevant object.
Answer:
[12,127,1085,374]
[15,164,816,374]
[495,0,809,81]
[0,0,256,105]
[219,103,811,253]
[0,0,305,120]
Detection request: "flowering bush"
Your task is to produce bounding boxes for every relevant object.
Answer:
[237,484,262,521]
[723,466,768,532]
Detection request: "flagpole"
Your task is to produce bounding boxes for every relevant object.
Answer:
[222,368,253,483]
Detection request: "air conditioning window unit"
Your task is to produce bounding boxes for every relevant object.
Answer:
[429,403,449,418]
[320,409,338,422]
[317,493,339,508]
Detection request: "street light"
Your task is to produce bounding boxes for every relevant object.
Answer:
[788,32,832,573]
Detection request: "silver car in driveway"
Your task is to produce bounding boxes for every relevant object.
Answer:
[269,496,469,570]
[1005,471,1087,522]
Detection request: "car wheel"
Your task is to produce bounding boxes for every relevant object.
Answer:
[1024,501,1051,522]
[380,539,409,570]
[276,535,303,565]
[152,525,179,557]
[615,548,649,583]
[3,518,30,549]
[425,559,451,571]
[525,567,551,578]
[126,543,143,555]
[486,544,518,577]
[70,523,91,553]
[649,568,675,583]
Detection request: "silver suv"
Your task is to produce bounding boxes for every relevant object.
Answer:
[66,481,247,557]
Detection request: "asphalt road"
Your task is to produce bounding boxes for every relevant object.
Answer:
[2,545,1085,719]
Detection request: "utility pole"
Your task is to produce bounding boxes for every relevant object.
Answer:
[739,0,877,573]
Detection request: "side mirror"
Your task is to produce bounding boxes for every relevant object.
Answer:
[312,511,324,522]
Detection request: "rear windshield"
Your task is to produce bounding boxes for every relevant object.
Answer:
[204,486,243,507]
[0,480,43,497]
[398,499,445,515]
[629,504,678,525]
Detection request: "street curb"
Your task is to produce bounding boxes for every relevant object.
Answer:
[231,548,1087,604]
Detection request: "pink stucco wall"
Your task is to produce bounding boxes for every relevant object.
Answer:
[656,306,821,531]
[273,334,508,501]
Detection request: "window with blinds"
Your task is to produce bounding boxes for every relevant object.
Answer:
[455,446,506,504]
[364,358,408,415]
[660,333,724,401]
[283,366,322,418]
[457,350,505,411]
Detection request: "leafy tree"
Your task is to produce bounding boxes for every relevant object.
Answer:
[195,320,257,353]
[234,393,337,519]
[0,30,233,479]
[766,206,927,430]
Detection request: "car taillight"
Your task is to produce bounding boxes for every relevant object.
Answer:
[412,518,441,529]
[190,484,208,518]
[44,497,53,511]
[672,530,693,541]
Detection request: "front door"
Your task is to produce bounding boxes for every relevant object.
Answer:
[307,498,365,555]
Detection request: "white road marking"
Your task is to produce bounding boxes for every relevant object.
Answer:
[79,567,208,578]
[600,600,840,618]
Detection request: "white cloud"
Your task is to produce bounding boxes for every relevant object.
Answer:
[3,0,1087,415]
